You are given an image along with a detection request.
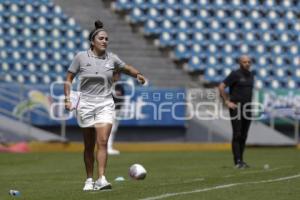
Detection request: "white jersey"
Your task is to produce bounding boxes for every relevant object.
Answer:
[68,49,126,97]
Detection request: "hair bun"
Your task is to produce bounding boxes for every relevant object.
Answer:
[95,20,104,29]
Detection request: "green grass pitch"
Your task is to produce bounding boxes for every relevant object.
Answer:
[0,148,299,200]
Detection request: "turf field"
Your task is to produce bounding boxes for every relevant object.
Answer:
[0,147,299,200]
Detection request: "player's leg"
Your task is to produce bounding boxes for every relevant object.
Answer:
[94,123,112,190]
[82,127,96,191]
[107,118,120,155]
[240,104,252,167]
[240,120,251,158]
[77,96,96,178]
[229,107,243,167]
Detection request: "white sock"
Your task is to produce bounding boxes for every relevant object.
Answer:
[86,178,93,182]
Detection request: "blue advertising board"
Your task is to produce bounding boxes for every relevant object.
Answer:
[0,84,187,127]
[119,87,186,127]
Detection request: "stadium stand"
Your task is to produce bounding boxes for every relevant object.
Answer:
[0,0,192,88]
[0,0,299,88]
[0,0,90,85]
[112,0,300,89]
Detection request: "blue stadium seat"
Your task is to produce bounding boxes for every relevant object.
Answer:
[287,79,296,89]
[0,0,88,86]
[161,19,177,34]
[129,7,146,23]
[114,0,133,11]
[175,32,191,45]
[180,8,195,21]
[148,0,164,10]
[143,19,161,35]
[132,0,149,10]
[173,43,190,60]
[146,7,162,22]
[2,0,299,88]
[176,20,191,33]
[163,0,180,10]
[204,68,223,83]
[159,32,175,47]
[186,55,204,71]
[163,8,180,22]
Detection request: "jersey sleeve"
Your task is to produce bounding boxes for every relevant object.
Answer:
[223,71,237,87]
[112,53,126,69]
[68,53,81,74]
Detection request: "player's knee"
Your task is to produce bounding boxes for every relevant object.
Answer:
[241,135,248,141]
[96,138,108,148]
[233,132,242,140]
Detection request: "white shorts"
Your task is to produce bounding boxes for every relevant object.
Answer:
[76,95,115,128]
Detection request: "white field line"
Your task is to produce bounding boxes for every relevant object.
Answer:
[241,166,293,174]
[140,173,300,200]
[223,166,294,178]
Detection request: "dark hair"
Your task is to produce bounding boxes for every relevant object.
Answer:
[89,20,105,42]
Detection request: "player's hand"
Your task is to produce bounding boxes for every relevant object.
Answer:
[65,101,73,111]
[137,74,146,85]
[226,101,237,109]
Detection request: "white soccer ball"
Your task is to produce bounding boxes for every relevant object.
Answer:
[264,164,270,170]
[129,164,147,180]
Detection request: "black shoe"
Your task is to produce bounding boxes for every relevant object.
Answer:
[234,161,244,169]
[241,161,250,168]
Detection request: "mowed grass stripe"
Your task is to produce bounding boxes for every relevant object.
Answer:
[140,174,300,200]
[28,142,231,152]
[0,148,299,200]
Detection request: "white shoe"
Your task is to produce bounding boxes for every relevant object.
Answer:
[108,148,120,155]
[94,176,112,190]
[83,178,94,191]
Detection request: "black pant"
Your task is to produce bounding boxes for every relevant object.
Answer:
[229,103,252,164]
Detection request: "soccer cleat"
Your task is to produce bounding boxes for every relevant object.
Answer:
[235,161,250,169]
[234,160,244,169]
[94,176,112,190]
[235,163,244,169]
[108,148,120,155]
[241,161,250,168]
[83,178,94,191]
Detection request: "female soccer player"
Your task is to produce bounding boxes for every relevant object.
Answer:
[64,20,146,191]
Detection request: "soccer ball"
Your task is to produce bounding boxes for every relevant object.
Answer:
[129,164,147,180]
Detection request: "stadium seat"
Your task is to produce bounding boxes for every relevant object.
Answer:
[0,0,88,86]
[129,7,146,23]
[173,43,190,60]
[143,19,161,35]
[158,32,175,47]
[113,0,299,88]
[114,0,133,11]
[1,0,299,89]
[204,68,223,83]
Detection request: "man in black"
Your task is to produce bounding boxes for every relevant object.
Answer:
[218,55,254,168]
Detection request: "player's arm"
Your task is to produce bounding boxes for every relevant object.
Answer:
[120,64,146,84]
[218,82,237,109]
[64,72,75,110]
